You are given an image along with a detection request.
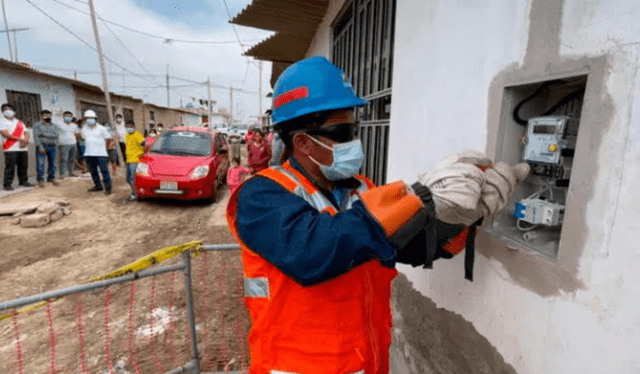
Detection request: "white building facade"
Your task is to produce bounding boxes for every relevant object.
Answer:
[234,1,640,373]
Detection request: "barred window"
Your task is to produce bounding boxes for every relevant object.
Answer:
[332,0,396,185]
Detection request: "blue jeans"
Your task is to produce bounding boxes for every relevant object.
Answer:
[126,163,137,192]
[85,156,111,191]
[36,144,57,182]
[59,144,76,176]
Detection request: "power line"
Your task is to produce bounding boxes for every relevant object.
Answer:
[25,0,163,88]
[222,0,246,54]
[52,0,264,45]
[99,17,162,87]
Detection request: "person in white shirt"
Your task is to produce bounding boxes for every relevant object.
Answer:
[1,103,32,190]
[114,113,127,168]
[57,111,79,178]
[81,110,115,194]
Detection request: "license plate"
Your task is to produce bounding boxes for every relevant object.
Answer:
[160,180,178,191]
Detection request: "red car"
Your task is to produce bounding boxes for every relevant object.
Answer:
[135,127,229,202]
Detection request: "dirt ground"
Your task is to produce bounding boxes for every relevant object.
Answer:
[0,170,248,373]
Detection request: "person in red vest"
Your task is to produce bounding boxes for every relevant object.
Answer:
[226,57,525,374]
[1,103,32,190]
[247,129,271,173]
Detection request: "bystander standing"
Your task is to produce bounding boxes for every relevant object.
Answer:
[247,129,271,173]
[57,111,79,178]
[81,110,113,194]
[124,119,145,200]
[1,103,32,190]
[33,110,60,187]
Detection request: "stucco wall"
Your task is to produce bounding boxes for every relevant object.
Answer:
[389,1,640,373]
[0,70,77,181]
[305,0,349,58]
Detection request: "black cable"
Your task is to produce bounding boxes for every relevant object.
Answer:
[52,0,263,45]
[512,80,567,125]
[25,0,163,88]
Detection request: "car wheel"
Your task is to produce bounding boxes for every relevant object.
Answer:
[136,195,145,202]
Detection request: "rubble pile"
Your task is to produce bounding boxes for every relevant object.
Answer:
[1,199,72,228]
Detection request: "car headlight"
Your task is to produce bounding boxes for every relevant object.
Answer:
[190,165,210,179]
[136,163,149,176]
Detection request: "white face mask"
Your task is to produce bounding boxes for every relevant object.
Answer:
[126,127,135,133]
[306,135,364,181]
[3,110,15,119]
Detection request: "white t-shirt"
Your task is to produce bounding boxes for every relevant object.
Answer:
[57,122,78,145]
[115,121,126,143]
[81,124,111,157]
[0,117,29,152]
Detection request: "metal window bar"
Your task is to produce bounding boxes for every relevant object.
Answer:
[0,243,243,374]
[332,0,396,186]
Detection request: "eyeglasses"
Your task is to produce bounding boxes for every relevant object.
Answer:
[306,123,359,143]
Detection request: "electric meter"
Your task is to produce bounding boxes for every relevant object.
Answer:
[523,116,573,164]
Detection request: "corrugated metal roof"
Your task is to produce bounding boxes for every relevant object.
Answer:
[231,0,329,82]
[231,0,328,33]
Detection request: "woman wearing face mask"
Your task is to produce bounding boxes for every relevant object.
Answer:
[144,129,158,153]
[247,129,271,173]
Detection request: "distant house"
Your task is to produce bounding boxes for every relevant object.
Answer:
[144,103,201,129]
[232,1,640,373]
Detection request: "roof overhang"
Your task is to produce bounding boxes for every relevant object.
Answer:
[231,0,330,86]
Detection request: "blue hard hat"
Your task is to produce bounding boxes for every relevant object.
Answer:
[271,56,368,127]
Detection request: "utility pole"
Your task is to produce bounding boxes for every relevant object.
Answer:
[88,0,115,130]
[0,27,27,62]
[258,60,263,125]
[1,0,13,61]
[207,77,212,128]
[166,63,170,107]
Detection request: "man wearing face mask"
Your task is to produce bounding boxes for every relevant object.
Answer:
[227,57,527,373]
[33,110,61,187]
[81,110,113,194]
[57,111,79,178]
[1,103,32,190]
[114,113,127,167]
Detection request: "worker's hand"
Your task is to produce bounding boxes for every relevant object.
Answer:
[19,138,28,148]
[416,162,485,226]
[478,162,530,223]
[38,146,46,154]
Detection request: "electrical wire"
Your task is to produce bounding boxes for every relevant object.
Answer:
[221,0,246,54]
[99,17,162,87]
[25,0,163,88]
[51,0,264,45]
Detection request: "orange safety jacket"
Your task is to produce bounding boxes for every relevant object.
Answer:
[227,162,398,374]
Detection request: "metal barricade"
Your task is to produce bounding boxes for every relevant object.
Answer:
[0,243,243,374]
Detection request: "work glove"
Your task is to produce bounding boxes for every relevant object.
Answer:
[415,151,489,226]
[414,151,530,225]
[478,162,530,223]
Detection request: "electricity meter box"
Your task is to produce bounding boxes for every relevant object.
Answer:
[490,76,586,259]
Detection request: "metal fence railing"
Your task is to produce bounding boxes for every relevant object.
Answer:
[0,243,244,374]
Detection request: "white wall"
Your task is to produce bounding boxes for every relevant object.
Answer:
[390,1,640,373]
[0,71,77,121]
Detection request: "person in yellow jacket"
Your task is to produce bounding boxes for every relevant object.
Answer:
[227,56,526,374]
[124,119,145,201]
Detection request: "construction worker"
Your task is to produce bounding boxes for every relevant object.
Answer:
[226,56,526,374]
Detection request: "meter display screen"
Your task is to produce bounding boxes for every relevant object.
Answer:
[533,125,557,134]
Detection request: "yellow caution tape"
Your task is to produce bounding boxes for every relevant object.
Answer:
[0,240,203,322]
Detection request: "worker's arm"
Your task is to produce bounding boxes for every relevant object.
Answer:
[236,176,403,286]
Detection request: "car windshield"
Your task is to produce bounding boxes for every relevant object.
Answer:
[150,131,212,156]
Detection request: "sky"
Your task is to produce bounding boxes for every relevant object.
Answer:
[1,0,273,122]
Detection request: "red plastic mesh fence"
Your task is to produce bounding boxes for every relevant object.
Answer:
[0,249,249,373]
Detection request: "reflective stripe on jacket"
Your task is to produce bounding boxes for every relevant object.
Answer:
[227,161,397,374]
